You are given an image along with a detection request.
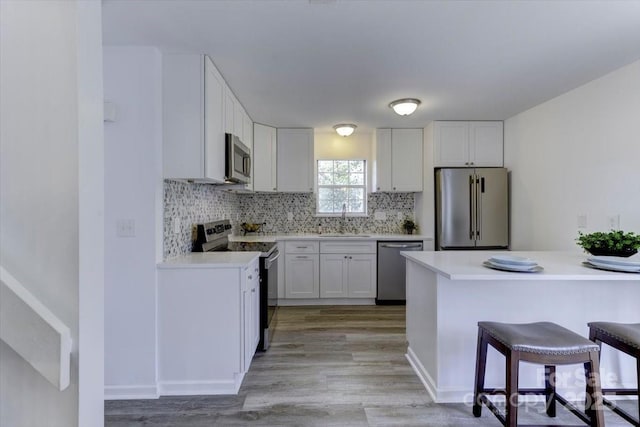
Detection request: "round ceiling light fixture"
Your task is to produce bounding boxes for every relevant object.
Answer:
[333,123,357,137]
[389,98,421,116]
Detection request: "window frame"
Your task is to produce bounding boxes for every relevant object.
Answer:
[316,159,368,217]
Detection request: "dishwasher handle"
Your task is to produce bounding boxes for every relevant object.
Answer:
[379,243,423,249]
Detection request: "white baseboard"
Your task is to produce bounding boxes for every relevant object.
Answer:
[104,384,159,400]
[157,375,243,396]
[278,298,375,306]
[406,347,471,403]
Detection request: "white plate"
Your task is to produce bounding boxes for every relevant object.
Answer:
[483,261,543,273]
[583,260,640,273]
[587,256,640,268]
[488,255,538,267]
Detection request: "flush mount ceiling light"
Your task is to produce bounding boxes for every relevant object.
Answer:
[333,123,357,137]
[389,98,421,116]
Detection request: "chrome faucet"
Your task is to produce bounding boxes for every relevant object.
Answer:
[340,203,347,233]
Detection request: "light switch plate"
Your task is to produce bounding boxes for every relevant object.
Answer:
[172,217,181,234]
[606,214,620,230]
[287,212,293,221]
[577,214,587,229]
[116,219,135,237]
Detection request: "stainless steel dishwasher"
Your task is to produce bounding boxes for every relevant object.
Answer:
[376,241,423,304]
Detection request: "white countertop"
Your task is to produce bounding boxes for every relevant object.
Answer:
[401,250,640,281]
[158,252,260,269]
[229,233,431,242]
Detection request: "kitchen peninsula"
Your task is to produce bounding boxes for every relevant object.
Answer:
[402,250,640,403]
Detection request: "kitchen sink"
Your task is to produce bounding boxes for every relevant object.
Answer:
[318,233,371,237]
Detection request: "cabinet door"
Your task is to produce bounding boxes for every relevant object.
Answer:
[434,121,470,167]
[203,56,226,182]
[347,254,376,298]
[284,254,319,298]
[469,121,503,167]
[276,128,314,192]
[374,129,392,192]
[224,88,235,134]
[234,101,245,140]
[319,254,348,298]
[253,124,277,192]
[391,129,423,191]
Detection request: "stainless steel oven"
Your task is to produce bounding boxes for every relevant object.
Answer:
[194,219,277,350]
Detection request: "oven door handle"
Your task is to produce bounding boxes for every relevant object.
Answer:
[265,250,280,269]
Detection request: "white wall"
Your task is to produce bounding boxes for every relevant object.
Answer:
[103,47,163,399]
[505,59,640,250]
[0,1,104,426]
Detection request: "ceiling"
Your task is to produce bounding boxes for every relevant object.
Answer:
[102,0,640,133]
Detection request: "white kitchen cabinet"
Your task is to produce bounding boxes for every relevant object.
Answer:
[433,121,503,167]
[253,123,277,192]
[234,100,245,140]
[276,128,314,192]
[224,88,235,135]
[157,257,260,395]
[284,241,320,298]
[373,128,423,192]
[163,54,226,182]
[319,241,376,298]
[242,260,260,372]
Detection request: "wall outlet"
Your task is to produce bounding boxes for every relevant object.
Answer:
[116,219,135,237]
[606,214,620,230]
[172,217,181,234]
[287,212,293,221]
[577,214,587,229]
[374,211,387,221]
[397,212,403,220]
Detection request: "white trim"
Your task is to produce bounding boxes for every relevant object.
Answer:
[278,298,375,306]
[157,375,244,396]
[104,384,159,401]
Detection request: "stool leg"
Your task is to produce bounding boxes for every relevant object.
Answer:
[585,351,604,427]
[473,329,488,417]
[544,364,556,417]
[506,351,519,427]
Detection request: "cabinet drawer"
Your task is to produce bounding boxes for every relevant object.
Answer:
[320,240,376,254]
[285,240,319,254]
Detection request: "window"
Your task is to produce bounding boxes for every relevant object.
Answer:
[317,160,367,215]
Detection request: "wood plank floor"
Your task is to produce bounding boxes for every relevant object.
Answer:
[105,306,632,426]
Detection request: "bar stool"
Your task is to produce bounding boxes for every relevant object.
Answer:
[473,321,604,427]
[588,322,640,426]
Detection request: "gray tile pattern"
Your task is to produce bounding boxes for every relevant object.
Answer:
[164,180,416,259]
[105,306,633,426]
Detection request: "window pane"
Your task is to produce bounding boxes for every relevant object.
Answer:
[318,160,333,173]
[348,199,364,212]
[349,160,364,173]
[350,173,364,185]
[318,187,333,200]
[318,172,333,185]
[319,198,334,213]
[335,161,349,175]
[348,187,364,200]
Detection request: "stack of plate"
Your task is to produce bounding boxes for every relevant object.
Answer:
[483,254,543,273]
[583,256,640,273]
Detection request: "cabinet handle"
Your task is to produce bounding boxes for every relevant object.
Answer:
[273,187,276,191]
[393,187,396,190]
[296,246,308,249]
[470,162,474,165]
[248,275,252,280]
[252,288,256,293]
[296,256,308,259]
[377,186,380,190]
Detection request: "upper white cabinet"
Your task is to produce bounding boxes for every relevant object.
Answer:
[253,123,277,192]
[373,128,423,192]
[163,54,226,182]
[276,128,314,193]
[433,121,503,167]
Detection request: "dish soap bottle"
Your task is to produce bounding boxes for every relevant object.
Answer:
[317,223,322,235]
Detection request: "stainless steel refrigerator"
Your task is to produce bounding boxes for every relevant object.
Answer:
[435,168,509,250]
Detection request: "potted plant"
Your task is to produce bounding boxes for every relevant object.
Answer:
[402,218,418,235]
[576,230,640,257]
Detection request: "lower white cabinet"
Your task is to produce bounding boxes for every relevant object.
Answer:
[157,257,259,396]
[319,241,376,298]
[284,241,320,298]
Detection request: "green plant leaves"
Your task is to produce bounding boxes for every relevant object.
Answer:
[576,230,640,251]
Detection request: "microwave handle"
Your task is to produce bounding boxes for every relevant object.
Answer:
[244,155,251,178]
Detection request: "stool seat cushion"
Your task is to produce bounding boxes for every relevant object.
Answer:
[478,321,600,355]
[588,322,640,350]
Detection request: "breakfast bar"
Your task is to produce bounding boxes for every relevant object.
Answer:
[401,251,640,403]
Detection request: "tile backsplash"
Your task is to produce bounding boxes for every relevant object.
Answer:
[164,180,415,259]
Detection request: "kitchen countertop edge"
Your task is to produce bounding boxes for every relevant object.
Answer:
[158,252,261,269]
[229,233,432,243]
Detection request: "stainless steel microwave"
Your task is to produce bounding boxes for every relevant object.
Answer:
[225,133,251,184]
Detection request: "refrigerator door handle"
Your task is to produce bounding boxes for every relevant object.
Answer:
[469,175,475,240]
[476,175,482,239]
